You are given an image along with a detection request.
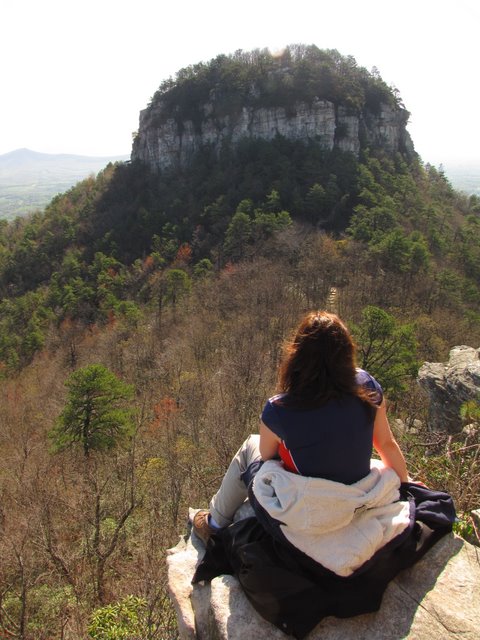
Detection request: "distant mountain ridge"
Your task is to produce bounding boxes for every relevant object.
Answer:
[0,148,129,219]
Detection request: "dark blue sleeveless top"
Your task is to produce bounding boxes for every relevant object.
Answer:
[261,369,383,485]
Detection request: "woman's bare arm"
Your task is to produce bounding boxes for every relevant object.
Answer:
[259,421,281,460]
[373,400,409,482]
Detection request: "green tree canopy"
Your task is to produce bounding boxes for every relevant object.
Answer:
[50,364,134,457]
[352,306,419,398]
[164,268,192,307]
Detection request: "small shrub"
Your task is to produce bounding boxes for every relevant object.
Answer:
[88,596,148,639]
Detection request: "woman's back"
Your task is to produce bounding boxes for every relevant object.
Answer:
[262,369,382,484]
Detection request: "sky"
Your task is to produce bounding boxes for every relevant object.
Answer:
[1,0,479,167]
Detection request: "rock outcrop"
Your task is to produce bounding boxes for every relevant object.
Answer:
[167,509,480,639]
[417,346,480,433]
[473,509,480,533]
[132,99,413,171]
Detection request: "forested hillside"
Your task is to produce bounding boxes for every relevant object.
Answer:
[0,46,479,638]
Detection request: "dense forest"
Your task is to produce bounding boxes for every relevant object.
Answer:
[139,45,401,132]
[0,47,479,638]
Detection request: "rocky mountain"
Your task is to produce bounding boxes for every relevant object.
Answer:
[132,46,414,171]
[133,100,413,171]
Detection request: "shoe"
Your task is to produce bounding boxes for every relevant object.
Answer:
[193,510,215,545]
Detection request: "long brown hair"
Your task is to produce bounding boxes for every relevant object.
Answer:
[276,311,376,409]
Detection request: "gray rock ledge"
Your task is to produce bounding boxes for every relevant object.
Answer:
[167,509,480,639]
[417,346,480,433]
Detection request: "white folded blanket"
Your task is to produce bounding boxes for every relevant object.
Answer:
[252,459,411,577]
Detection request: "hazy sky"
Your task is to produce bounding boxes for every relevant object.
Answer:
[1,0,479,166]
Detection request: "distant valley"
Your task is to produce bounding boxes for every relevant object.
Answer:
[0,148,129,219]
[441,162,480,196]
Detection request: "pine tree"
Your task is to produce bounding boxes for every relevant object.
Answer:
[50,364,134,457]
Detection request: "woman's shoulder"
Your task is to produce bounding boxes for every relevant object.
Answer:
[355,368,383,404]
[355,368,377,384]
[262,394,290,436]
[268,393,287,405]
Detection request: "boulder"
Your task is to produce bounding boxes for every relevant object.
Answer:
[472,509,480,539]
[417,346,480,433]
[167,510,480,639]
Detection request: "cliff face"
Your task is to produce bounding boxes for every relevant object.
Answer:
[132,98,414,170]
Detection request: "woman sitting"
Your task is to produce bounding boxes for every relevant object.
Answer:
[192,311,455,638]
[194,310,408,540]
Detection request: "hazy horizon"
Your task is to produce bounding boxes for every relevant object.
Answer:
[0,147,130,160]
[1,0,479,167]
